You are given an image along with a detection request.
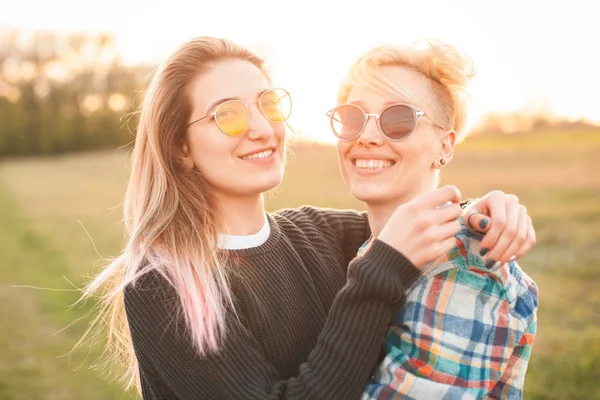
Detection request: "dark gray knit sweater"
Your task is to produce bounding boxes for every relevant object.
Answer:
[124,206,421,400]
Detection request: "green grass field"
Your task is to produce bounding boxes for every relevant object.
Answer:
[1,130,599,399]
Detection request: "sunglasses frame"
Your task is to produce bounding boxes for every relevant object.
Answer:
[326,103,446,141]
[187,88,292,137]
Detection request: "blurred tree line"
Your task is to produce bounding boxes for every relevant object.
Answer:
[471,112,598,135]
[1,29,597,157]
[0,29,155,157]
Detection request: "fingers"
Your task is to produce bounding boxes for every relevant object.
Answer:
[437,203,463,223]
[421,222,461,266]
[497,205,529,263]
[423,185,462,208]
[438,219,462,239]
[428,219,461,249]
[484,195,519,266]
[437,236,460,258]
[514,215,537,259]
[478,194,507,260]
[425,219,462,241]
[465,212,491,233]
[421,236,459,275]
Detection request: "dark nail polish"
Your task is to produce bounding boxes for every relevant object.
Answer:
[485,259,496,269]
[480,248,489,257]
[479,218,490,229]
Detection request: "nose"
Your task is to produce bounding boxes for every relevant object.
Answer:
[246,102,274,141]
[357,114,384,147]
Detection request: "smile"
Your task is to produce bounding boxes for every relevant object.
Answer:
[242,149,274,160]
[354,159,395,169]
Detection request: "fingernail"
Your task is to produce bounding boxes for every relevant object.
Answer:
[480,248,489,257]
[509,255,517,262]
[485,259,495,269]
[479,218,490,229]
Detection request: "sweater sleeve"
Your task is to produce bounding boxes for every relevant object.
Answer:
[124,240,421,400]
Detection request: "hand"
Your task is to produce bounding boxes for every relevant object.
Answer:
[378,185,463,269]
[463,190,536,268]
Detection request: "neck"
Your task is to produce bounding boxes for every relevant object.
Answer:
[366,201,400,237]
[218,194,266,236]
[367,180,438,237]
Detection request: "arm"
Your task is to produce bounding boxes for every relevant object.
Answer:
[278,188,482,269]
[277,206,370,266]
[489,319,537,399]
[362,264,537,400]
[125,240,421,400]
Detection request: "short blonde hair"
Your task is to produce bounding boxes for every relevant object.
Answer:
[338,40,476,139]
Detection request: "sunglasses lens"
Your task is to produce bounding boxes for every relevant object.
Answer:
[261,89,292,123]
[380,105,416,140]
[215,101,249,136]
[330,105,364,139]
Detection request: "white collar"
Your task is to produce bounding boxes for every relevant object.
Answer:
[218,215,271,250]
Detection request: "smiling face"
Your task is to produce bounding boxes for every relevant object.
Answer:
[183,59,287,201]
[337,65,452,207]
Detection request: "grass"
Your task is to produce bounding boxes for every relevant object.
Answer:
[0,179,133,400]
[1,129,599,399]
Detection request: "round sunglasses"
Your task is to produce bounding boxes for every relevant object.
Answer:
[326,103,445,141]
[188,88,292,137]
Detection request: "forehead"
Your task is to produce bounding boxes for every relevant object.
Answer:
[347,65,437,112]
[189,59,271,112]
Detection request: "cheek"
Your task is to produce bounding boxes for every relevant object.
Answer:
[394,137,436,167]
[273,123,287,141]
[272,124,288,159]
[336,143,351,170]
[338,142,359,186]
[336,142,352,161]
[188,130,235,172]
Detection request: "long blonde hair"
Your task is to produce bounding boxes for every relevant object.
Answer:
[76,37,269,393]
[338,40,476,140]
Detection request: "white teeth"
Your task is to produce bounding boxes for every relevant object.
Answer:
[355,159,394,169]
[242,149,273,160]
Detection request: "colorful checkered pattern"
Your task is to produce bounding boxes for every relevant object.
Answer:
[362,219,539,399]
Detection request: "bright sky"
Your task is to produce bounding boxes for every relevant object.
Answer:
[2,0,599,143]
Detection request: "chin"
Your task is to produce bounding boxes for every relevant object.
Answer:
[349,183,392,204]
[254,170,284,193]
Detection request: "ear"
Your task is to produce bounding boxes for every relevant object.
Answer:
[439,130,457,164]
[175,142,195,171]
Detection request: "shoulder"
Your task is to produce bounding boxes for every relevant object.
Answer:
[273,206,368,239]
[418,218,486,279]
[123,266,179,320]
[414,218,538,320]
[275,205,367,226]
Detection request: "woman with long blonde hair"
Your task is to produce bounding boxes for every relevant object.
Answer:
[80,36,536,399]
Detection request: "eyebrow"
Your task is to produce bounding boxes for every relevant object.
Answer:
[205,89,270,114]
[348,99,405,109]
[384,99,403,107]
[205,97,239,114]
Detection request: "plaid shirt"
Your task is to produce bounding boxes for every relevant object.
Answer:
[361,219,539,400]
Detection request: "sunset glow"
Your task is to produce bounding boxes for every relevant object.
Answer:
[2,0,599,143]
